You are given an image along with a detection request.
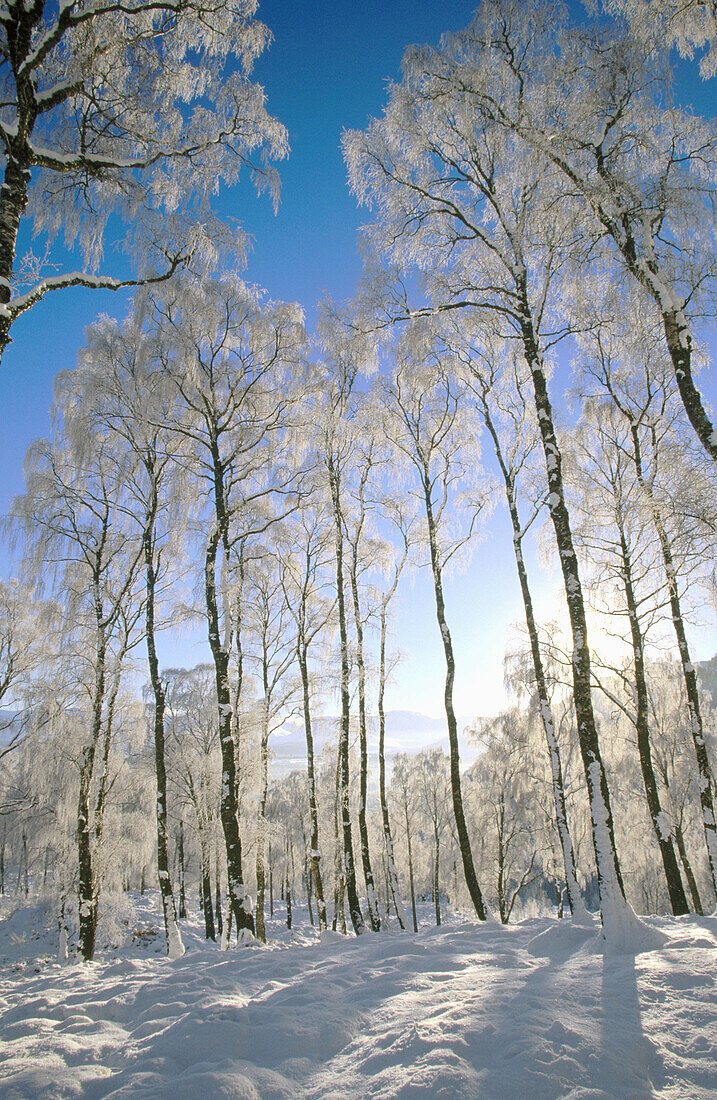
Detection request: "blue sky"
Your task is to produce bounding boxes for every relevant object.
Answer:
[2,0,716,721]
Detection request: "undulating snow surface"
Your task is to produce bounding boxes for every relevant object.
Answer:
[1,897,715,1098]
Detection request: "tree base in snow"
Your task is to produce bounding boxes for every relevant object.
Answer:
[600,900,668,955]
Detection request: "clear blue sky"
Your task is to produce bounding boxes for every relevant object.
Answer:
[1,0,715,722]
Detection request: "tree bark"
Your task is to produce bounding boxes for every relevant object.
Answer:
[659,309,717,463]
[348,536,380,930]
[616,518,689,915]
[143,478,184,957]
[422,470,487,920]
[404,800,418,933]
[200,841,216,941]
[433,820,441,926]
[0,0,42,356]
[518,310,627,929]
[77,575,107,962]
[215,858,223,938]
[305,858,314,925]
[332,745,348,934]
[286,868,293,930]
[298,645,328,930]
[674,823,703,915]
[255,721,270,943]
[378,603,407,929]
[177,820,187,918]
[629,424,717,898]
[327,453,365,934]
[497,804,507,924]
[205,523,254,936]
[479,396,586,919]
[92,663,123,862]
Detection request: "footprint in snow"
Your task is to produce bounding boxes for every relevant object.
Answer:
[544,1019,582,1050]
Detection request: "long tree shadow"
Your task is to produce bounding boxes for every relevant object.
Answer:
[600,950,665,1098]
[301,920,612,1099]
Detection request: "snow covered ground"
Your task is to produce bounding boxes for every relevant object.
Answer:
[0,895,715,1099]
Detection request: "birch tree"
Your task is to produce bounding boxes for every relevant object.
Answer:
[0,0,287,358]
[468,712,541,923]
[14,432,143,959]
[146,276,306,938]
[468,0,717,461]
[374,497,414,930]
[316,352,366,935]
[343,432,381,931]
[603,0,717,77]
[278,506,335,932]
[451,328,587,920]
[649,664,711,912]
[246,557,299,942]
[0,581,55,764]
[390,752,420,931]
[415,748,452,926]
[581,325,717,900]
[571,399,690,914]
[60,316,187,956]
[165,664,222,941]
[384,337,488,921]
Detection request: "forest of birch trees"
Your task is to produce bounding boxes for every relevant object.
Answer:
[0,0,716,957]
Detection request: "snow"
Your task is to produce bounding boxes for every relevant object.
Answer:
[35,81,77,107]
[1,896,716,1098]
[7,273,128,314]
[634,245,691,351]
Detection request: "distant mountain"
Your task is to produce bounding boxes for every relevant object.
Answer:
[270,709,481,778]
[377,710,447,735]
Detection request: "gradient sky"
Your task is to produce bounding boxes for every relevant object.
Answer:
[1,1,716,722]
